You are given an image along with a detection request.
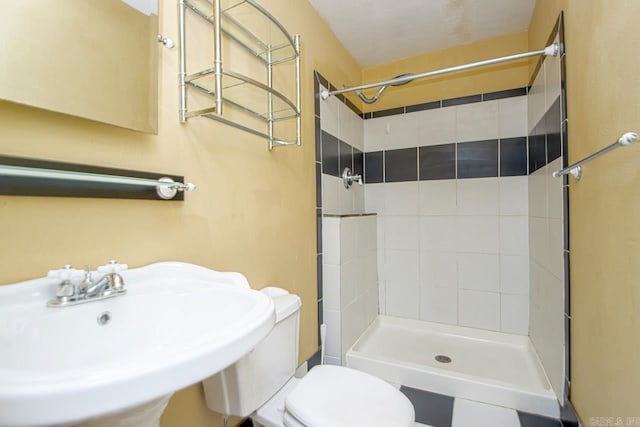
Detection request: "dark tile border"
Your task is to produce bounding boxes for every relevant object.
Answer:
[0,155,185,201]
[406,100,441,113]
[363,87,527,119]
[364,151,384,183]
[419,144,456,180]
[457,139,499,179]
[372,106,405,118]
[483,87,527,101]
[442,94,482,107]
[324,135,531,183]
[384,147,418,182]
[500,137,528,177]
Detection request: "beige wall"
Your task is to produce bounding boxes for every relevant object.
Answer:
[0,0,359,426]
[530,1,640,423]
[360,31,530,112]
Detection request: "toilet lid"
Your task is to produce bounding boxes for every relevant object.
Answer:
[284,365,414,427]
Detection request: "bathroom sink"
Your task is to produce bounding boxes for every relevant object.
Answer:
[0,262,275,427]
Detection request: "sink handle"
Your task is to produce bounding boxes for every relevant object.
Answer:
[97,260,128,274]
[47,265,83,298]
[47,265,83,281]
[97,261,127,291]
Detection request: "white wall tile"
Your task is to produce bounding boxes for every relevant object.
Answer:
[547,158,564,220]
[419,179,457,216]
[340,259,358,308]
[457,253,499,292]
[365,183,386,214]
[528,167,548,218]
[420,216,457,253]
[420,251,457,289]
[498,96,528,138]
[322,174,340,215]
[376,215,385,250]
[501,293,529,335]
[457,178,499,216]
[352,182,365,214]
[416,106,456,147]
[323,308,341,358]
[363,117,386,152]
[456,216,499,254]
[378,249,386,314]
[499,176,528,216]
[358,249,378,296]
[529,216,549,269]
[456,100,499,143]
[385,216,419,251]
[338,183,354,215]
[528,63,546,134]
[529,268,565,397]
[385,182,420,215]
[548,219,564,280]
[338,101,364,151]
[499,216,529,255]
[361,249,378,297]
[527,41,566,398]
[420,286,458,325]
[320,86,340,138]
[458,289,500,331]
[341,297,366,360]
[322,217,340,265]
[500,254,530,295]
[385,250,420,319]
[384,113,420,150]
[364,288,379,325]
[322,263,341,311]
[357,215,378,252]
[340,216,358,263]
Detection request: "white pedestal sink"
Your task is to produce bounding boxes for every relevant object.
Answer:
[0,262,275,427]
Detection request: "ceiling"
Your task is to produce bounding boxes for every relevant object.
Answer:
[307,0,536,67]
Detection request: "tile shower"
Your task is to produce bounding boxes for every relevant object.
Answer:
[313,14,569,416]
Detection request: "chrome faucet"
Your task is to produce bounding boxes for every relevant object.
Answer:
[342,167,363,189]
[48,261,127,307]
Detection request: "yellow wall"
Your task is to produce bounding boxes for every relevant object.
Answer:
[360,31,530,112]
[0,0,359,426]
[0,1,158,133]
[529,1,640,423]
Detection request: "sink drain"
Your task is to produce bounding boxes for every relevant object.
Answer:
[97,311,112,326]
[435,354,452,363]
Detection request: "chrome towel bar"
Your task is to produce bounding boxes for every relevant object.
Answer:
[0,165,195,200]
[553,132,638,180]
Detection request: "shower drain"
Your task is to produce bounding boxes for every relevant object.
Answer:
[435,354,452,363]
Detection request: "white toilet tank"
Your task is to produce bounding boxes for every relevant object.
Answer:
[203,287,302,417]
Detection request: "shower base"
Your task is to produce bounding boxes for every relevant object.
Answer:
[346,315,559,418]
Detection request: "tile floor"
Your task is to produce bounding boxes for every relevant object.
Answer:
[402,386,562,427]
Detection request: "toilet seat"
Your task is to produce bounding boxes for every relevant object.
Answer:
[284,365,414,427]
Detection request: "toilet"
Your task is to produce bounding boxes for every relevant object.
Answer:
[202,287,415,427]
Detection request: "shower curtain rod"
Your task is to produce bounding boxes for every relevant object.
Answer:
[320,44,560,103]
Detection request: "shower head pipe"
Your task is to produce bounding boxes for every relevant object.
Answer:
[320,43,560,102]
